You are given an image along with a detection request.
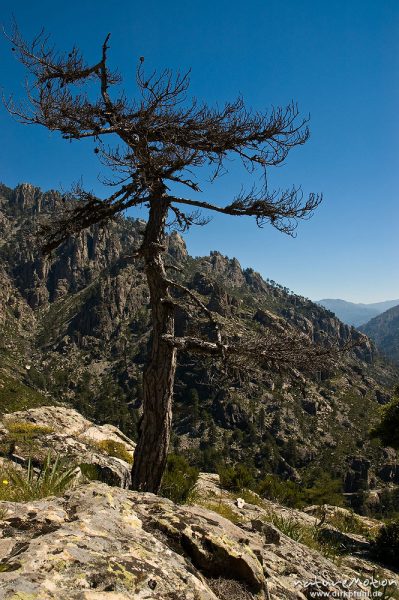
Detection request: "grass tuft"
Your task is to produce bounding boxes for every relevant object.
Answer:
[160,454,199,504]
[263,512,345,562]
[316,507,371,538]
[6,421,53,438]
[195,499,242,524]
[91,439,133,464]
[0,454,77,501]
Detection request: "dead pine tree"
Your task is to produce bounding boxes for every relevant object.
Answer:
[5,27,335,493]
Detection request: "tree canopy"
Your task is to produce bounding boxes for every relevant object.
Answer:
[4,26,359,492]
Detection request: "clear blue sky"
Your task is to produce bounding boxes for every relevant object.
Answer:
[1,0,398,303]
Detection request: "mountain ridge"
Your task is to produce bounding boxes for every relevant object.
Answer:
[0,181,398,509]
[360,304,399,366]
[317,298,399,327]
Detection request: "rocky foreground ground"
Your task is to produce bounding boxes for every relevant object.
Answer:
[0,407,398,599]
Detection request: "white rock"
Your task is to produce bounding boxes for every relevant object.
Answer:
[236,497,245,509]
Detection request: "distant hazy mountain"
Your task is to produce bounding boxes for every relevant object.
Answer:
[360,304,399,365]
[317,298,399,327]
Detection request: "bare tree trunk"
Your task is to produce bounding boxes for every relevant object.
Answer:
[131,196,177,493]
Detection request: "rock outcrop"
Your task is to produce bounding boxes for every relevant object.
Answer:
[0,481,387,600]
[0,406,135,488]
[1,475,398,599]
[0,404,398,599]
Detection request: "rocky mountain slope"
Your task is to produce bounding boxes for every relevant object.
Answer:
[317,298,399,328]
[0,406,398,600]
[0,182,398,505]
[360,304,399,366]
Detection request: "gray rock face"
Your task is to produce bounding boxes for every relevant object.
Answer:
[316,526,371,554]
[250,519,281,544]
[0,428,397,600]
[208,252,246,287]
[211,391,248,429]
[0,481,381,600]
[344,457,371,493]
[0,483,218,599]
[167,230,188,262]
[378,463,399,484]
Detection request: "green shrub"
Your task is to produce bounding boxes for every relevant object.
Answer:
[372,487,399,520]
[0,375,50,415]
[263,512,344,562]
[197,500,242,524]
[371,395,399,449]
[267,514,305,542]
[0,454,76,501]
[325,509,370,537]
[371,519,399,567]
[199,447,220,472]
[303,471,344,507]
[239,488,266,507]
[218,464,255,492]
[257,474,304,508]
[93,439,133,464]
[160,454,199,504]
[6,421,53,439]
[255,471,344,510]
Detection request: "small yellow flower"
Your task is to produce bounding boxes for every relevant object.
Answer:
[2,480,9,485]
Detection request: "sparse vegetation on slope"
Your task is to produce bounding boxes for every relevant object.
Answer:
[0,373,51,415]
[0,182,398,510]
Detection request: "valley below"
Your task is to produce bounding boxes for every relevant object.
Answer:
[0,182,399,598]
